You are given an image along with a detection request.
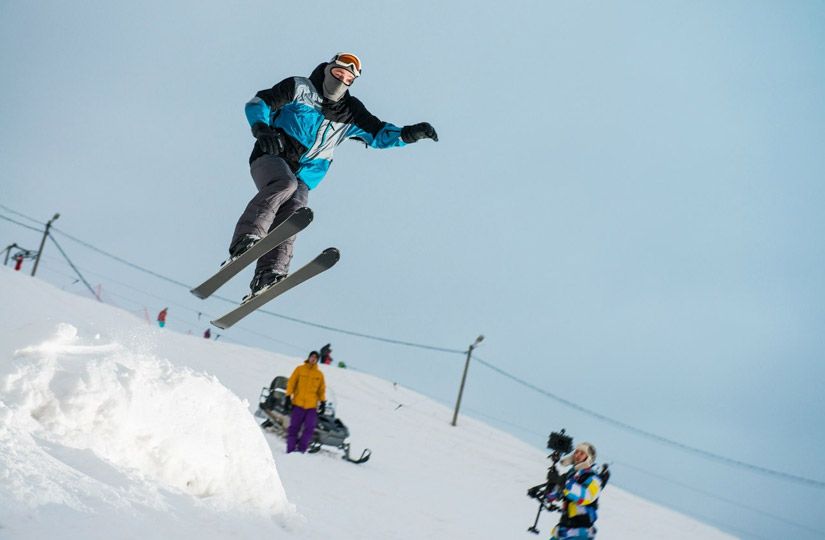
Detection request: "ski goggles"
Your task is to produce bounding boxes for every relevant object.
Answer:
[331,52,362,77]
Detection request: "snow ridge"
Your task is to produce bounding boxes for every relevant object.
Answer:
[1,323,293,529]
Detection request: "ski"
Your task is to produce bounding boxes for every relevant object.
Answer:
[211,247,340,329]
[190,207,314,300]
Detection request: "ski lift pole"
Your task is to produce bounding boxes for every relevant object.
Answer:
[31,213,59,277]
[3,243,17,266]
[450,334,484,426]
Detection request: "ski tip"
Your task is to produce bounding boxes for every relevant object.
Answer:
[210,319,229,330]
[190,288,207,299]
[322,247,341,262]
[295,206,314,222]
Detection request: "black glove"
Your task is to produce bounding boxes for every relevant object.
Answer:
[546,467,565,486]
[401,122,438,143]
[319,401,326,414]
[284,396,292,411]
[251,122,284,155]
[526,484,545,500]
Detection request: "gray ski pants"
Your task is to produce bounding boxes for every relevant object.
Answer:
[231,155,308,275]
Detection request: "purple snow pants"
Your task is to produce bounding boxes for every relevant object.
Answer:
[287,405,318,453]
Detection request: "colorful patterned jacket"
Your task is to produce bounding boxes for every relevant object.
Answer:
[548,465,603,539]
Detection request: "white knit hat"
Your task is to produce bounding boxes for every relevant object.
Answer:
[578,442,597,460]
[560,442,597,470]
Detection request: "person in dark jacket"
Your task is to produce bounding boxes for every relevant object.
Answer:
[320,343,333,365]
[229,52,438,296]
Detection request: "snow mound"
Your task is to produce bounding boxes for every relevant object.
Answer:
[1,323,290,516]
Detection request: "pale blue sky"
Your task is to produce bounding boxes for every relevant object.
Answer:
[3,1,825,537]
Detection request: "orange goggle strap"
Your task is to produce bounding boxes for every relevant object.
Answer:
[332,52,362,77]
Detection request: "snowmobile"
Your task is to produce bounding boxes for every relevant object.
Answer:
[255,376,371,465]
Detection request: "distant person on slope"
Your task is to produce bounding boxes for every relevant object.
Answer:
[228,52,438,298]
[320,343,333,365]
[285,351,327,453]
[546,442,604,540]
[157,307,168,328]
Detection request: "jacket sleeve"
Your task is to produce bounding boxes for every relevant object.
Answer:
[318,373,326,402]
[544,484,563,502]
[345,97,406,149]
[245,77,296,127]
[286,366,299,397]
[562,474,602,506]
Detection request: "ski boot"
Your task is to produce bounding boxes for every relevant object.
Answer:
[244,268,287,302]
[228,234,261,259]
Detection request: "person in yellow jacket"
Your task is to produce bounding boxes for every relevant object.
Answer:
[285,351,326,453]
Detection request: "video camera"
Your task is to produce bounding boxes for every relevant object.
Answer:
[547,430,574,455]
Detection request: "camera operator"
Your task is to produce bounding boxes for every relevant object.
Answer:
[544,442,603,540]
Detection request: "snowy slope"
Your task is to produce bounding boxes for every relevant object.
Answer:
[0,267,735,539]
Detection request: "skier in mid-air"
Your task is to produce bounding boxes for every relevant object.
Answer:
[229,52,438,297]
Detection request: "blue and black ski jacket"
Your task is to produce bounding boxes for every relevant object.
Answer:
[245,63,406,190]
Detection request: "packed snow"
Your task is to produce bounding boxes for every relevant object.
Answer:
[0,267,735,539]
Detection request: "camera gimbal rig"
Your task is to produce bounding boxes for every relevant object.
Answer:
[525,429,574,534]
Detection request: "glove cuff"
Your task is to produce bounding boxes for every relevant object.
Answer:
[251,122,271,138]
[401,125,416,144]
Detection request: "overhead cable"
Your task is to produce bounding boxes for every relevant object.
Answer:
[0,204,45,225]
[615,459,825,536]
[48,225,464,353]
[0,213,43,233]
[473,354,825,489]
